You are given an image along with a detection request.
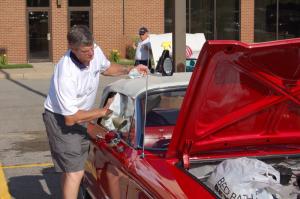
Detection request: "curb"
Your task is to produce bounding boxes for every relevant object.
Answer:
[0,63,54,80]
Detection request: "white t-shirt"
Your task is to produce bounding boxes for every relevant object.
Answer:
[44,45,110,116]
[135,37,151,60]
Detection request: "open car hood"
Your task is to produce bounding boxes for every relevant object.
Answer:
[167,39,300,159]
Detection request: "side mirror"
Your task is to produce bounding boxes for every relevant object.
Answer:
[112,117,128,131]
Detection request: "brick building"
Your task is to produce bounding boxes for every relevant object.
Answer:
[0,0,164,64]
[0,0,299,64]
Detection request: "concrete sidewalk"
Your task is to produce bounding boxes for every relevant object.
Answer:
[0,62,55,79]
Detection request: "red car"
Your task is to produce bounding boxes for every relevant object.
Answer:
[82,38,300,199]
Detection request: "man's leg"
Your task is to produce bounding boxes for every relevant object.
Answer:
[43,110,89,199]
[61,170,84,199]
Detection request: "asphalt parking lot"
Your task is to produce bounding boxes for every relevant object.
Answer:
[0,67,121,198]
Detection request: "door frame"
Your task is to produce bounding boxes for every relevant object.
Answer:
[26,7,52,62]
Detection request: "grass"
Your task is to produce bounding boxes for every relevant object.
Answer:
[116,59,135,66]
[115,59,155,66]
[0,59,132,69]
[0,63,33,69]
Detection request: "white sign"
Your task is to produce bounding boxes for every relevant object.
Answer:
[149,33,206,67]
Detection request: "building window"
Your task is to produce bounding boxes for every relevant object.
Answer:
[27,0,49,7]
[215,0,240,40]
[190,0,214,39]
[255,0,300,42]
[255,0,278,42]
[69,0,91,29]
[164,0,173,33]
[165,0,240,40]
[69,0,90,7]
[70,11,90,28]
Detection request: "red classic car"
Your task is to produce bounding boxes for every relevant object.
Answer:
[82,38,300,199]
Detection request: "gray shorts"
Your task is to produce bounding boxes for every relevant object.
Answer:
[42,109,89,173]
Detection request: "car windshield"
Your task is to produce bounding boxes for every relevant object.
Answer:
[140,89,186,150]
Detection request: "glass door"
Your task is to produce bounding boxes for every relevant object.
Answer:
[28,11,50,61]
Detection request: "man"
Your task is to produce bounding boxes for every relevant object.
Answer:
[42,25,147,199]
[133,26,152,70]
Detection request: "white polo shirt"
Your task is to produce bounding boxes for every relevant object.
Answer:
[44,45,110,116]
[135,37,151,60]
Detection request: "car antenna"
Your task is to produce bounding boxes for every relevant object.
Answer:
[141,71,148,159]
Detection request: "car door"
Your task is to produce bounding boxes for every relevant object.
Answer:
[85,93,137,199]
[86,121,137,199]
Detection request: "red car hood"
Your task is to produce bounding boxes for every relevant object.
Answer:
[167,39,300,160]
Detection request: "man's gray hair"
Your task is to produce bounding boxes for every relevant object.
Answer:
[67,25,93,47]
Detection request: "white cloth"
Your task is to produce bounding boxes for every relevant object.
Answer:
[101,93,134,132]
[44,45,110,115]
[135,37,151,60]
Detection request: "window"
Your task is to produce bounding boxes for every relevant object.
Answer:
[68,0,91,29]
[27,0,49,7]
[190,0,214,39]
[165,0,240,40]
[139,89,186,149]
[69,0,90,7]
[215,0,240,40]
[99,93,135,146]
[255,0,300,42]
[278,0,300,39]
[255,0,277,42]
[70,11,90,28]
[164,0,173,33]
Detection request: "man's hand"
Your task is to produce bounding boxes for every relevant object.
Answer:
[102,108,113,119]
[132,42,137,49]
[131,64,149,76]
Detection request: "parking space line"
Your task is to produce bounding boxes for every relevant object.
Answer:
[0,162,53,199]
[0,163,11,199]
[1,162,53,169]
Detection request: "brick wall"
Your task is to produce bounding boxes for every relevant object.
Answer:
[241,0,254,43]
[93,0,164,59]
[93,0,124,58]
[51,0,68,63]
[0,0,27,63]
[124,0,164,42]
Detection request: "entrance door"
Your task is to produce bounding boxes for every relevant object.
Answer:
[28,11,50,61]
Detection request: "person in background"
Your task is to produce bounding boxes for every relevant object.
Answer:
[42,25,148,199]
[133,26,152,70]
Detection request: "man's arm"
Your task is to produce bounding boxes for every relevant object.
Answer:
[64,108,112,126]
[102,63,148,76]
[102,63,132,76]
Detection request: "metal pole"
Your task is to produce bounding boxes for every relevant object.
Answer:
[172,0,186,72]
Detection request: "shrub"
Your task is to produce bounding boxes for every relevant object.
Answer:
[125,45,136,60]
[0,54,7,65]
[109,49,121,63]
[0,48,8,65]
